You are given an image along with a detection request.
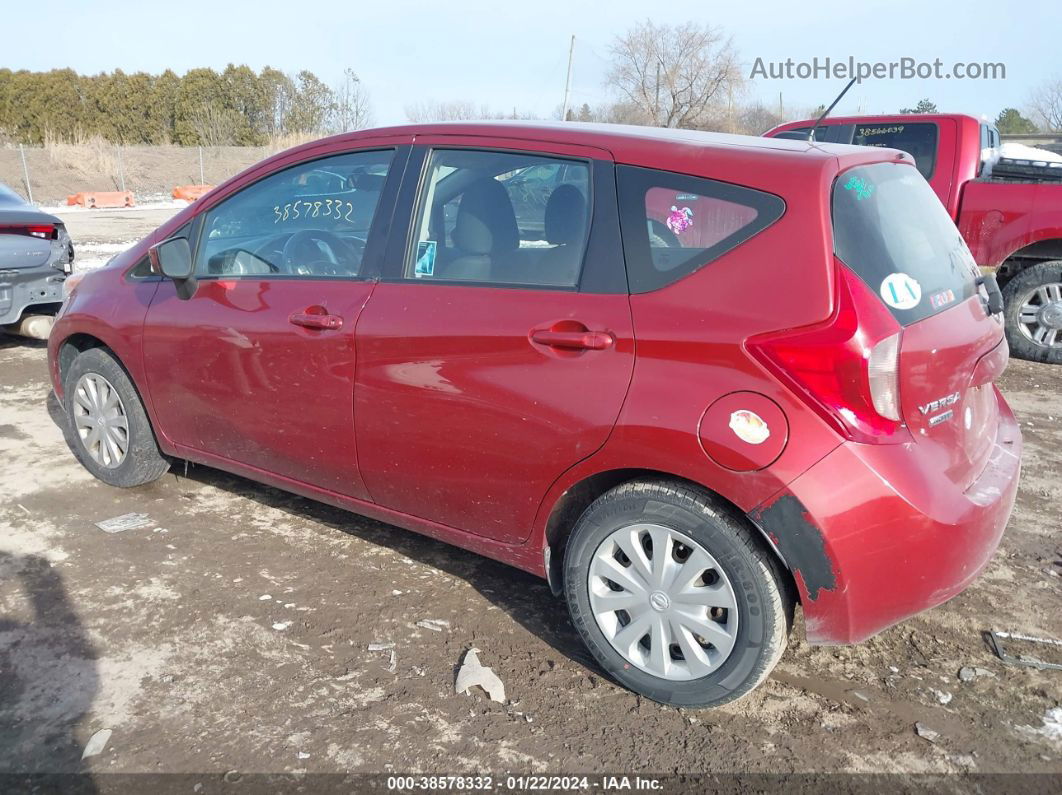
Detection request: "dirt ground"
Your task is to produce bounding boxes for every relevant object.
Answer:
[1,210,1060,782]
[0,144,270,206]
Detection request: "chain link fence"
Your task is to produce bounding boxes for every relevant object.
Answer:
[0,143,278,207]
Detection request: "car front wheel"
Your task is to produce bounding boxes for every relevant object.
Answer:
[563,480,792,708]
[63,348,170,487]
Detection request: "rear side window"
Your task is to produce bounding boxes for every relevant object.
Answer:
[617,166,785,293]
[832,162,979,324]
[852,122,937,179]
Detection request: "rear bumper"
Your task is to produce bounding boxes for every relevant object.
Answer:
[0,265,66,325]
[749,386,1021,644]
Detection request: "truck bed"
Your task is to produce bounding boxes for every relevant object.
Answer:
[988,157,1062,184]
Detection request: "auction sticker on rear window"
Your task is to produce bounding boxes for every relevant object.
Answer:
[930,288,956,309]
[880,272,922,310]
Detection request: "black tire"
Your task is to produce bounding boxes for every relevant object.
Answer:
[563,480,791,708]
[63,348,170,487]
[1001,261,1062,364]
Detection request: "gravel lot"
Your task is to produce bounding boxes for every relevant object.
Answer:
[1,209,1060,781]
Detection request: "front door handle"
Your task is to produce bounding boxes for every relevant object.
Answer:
[530,328,614,351]
[289,309,343,330]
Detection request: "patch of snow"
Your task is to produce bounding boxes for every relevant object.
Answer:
[73,241,139,272]
[40,198,190,214]
[999,142,1062,163]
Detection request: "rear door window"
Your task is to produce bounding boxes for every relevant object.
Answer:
[852,122,938,179]
[617,166,785,293]
[832,162,980,324]
[406,149,592,288]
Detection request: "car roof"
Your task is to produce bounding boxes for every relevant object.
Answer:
[291,120,887,168]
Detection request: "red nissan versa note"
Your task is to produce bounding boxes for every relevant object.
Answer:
[48,123,1021,707]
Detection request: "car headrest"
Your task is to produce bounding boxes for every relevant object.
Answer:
[453,178,519,256]
[355,173,386,191]
[544,184,587,246]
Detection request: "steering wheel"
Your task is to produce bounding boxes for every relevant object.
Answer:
[281,229,359,276]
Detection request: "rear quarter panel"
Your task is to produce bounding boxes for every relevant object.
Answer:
[533,151,850,542]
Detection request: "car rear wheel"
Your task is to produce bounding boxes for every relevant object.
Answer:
[563,480,792,708]
[63,348,170,487]
[1002,261,1062,364]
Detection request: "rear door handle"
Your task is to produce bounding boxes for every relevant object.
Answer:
[530,329,614,351]
[289,310,343,330]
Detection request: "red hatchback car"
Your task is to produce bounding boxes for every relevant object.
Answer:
[49,123,1021,707]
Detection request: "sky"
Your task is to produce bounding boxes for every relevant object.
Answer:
[6,0,1061,127]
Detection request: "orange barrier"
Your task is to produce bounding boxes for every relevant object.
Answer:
[172,184,214,202]
[66,191,135,209]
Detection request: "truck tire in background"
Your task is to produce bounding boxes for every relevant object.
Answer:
[1002,260,1062,365]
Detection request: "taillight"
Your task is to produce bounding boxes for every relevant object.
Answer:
[747,262,909,444]
[867,333,901,420]
[0,224,57,239]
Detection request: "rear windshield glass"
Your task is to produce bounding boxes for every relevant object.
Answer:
[832,162,979,325]
[852,122,937,179]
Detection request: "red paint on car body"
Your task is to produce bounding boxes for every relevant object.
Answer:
[49,121,1021,645]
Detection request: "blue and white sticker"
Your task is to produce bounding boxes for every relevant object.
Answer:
[880,272,922,310]
[415,240,437,278]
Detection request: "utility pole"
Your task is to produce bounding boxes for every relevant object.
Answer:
[655,61,662,126]
[19,144,33,204]
[561,35,575,121]
[727,83,734,133]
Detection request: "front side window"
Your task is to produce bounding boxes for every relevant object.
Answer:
[618,166,785,293]
[852,122,937,179]
[195,150,392,279]
[406,149,591,288]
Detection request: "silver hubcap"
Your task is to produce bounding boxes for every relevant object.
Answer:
[588,524,738,681]
[72,373,129,469]
[1018,282,1062,348]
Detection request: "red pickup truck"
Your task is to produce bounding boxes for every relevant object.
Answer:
[767,113,1062,363]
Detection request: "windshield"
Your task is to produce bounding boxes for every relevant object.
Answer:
[832,162,979,325]
[851,123,938,179]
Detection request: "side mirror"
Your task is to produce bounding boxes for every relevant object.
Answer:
[154,236,193,280]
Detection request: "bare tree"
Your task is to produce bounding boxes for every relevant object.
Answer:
[1029,77,1062,132]
[404,100,540,123]
[606,20,743,128]
[188,103,239,146]
[332,68,373,132]
[732,102,783,136]
[405,100,480,122]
